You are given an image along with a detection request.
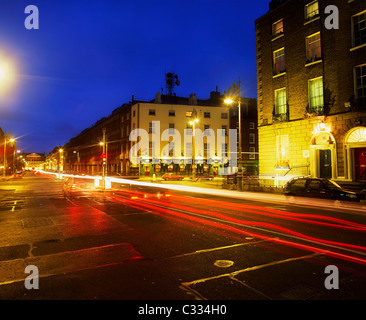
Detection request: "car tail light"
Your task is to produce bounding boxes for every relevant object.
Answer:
[131,196,138,200]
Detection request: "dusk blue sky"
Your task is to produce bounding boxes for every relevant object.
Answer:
[0,0,269,154]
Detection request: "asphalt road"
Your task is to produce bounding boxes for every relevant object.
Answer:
[0,171,366,305]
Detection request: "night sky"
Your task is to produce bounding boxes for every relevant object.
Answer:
[0,0,269,154]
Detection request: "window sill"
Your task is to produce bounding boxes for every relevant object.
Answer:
[304,16,320,25]
[271,33,284,42]
[305,59,322,67]
[273,72,286,79]
[350,43,366,52]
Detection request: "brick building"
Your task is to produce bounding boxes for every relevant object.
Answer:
[255,0,366,186]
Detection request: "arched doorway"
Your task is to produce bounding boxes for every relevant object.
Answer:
[344,127,366,181]
[310,131,337,179]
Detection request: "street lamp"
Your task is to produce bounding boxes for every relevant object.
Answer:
[0,58,16,95]
[2,136,15,179]
[189,118,199,181]
[101,128,106,189]
[224,77,243,190]
[58,148,63,179]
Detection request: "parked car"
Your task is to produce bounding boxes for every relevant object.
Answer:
[162,173,184,181]
[63,177,95,197]
[13,171,23,179]
[283,177,364,201]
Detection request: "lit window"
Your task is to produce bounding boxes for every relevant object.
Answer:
[186,111,193,117]
[273,48,285,75]
[272,20,284,37]
[353,11,366,47]
[305,1,319,21]
[275,88,287,115]
[309,77,324,113]
[306,33,321,62]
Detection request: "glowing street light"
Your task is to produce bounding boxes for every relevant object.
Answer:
[0,58,16,95]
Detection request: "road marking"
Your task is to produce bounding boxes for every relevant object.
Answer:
[11,201,17,211]
[0,243,142,286]
[181,252,320,287]
[170,240,269,259]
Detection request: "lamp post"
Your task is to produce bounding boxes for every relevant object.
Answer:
[224,77,243,190]
[101,128,106,189]
[189,118,199,181]
[58,148,63,179]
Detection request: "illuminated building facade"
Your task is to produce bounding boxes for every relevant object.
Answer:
[61,91,258,177]
[255,0,366,186]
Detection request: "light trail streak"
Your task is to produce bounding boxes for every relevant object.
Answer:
[165,194,366,232]
[104,192,366,267]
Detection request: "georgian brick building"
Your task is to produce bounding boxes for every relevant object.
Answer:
[255,0,366,186]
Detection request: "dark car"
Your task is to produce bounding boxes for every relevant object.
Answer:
[63,177,95,197]
[283,177,363,201]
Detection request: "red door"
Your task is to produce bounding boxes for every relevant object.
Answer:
[355,148,366,181]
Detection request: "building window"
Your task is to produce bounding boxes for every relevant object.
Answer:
[204,112,211,118]
[169,142,174,157]
[309,77,324,113]
[149,109,156,116]
[305,1,319,22]
[169,110,175,116]
[274,88,287,115]
[133,110,136,117]
[273,48,285,75]
[272,19,284,37]
[186,111,193,117]
[249,133,255,144]
[221,112,228,119]
[249,122,255,130]
[169,123,175,134]
[249,147,256,160]
[276,135,289,168]
[355,65,366,108]
[149,122,154,134]
[306,32,321,63]
[353,11,366,47]
[222,125,228,136]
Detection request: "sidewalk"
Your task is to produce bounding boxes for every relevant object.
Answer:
[0,175,14,182]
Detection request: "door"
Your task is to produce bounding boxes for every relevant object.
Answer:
[355,148,366,181]
[319,150,332,179]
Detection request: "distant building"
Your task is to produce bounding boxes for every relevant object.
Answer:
[22,153,46,170]
[255,0,366,186]
[60,90,257,177]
